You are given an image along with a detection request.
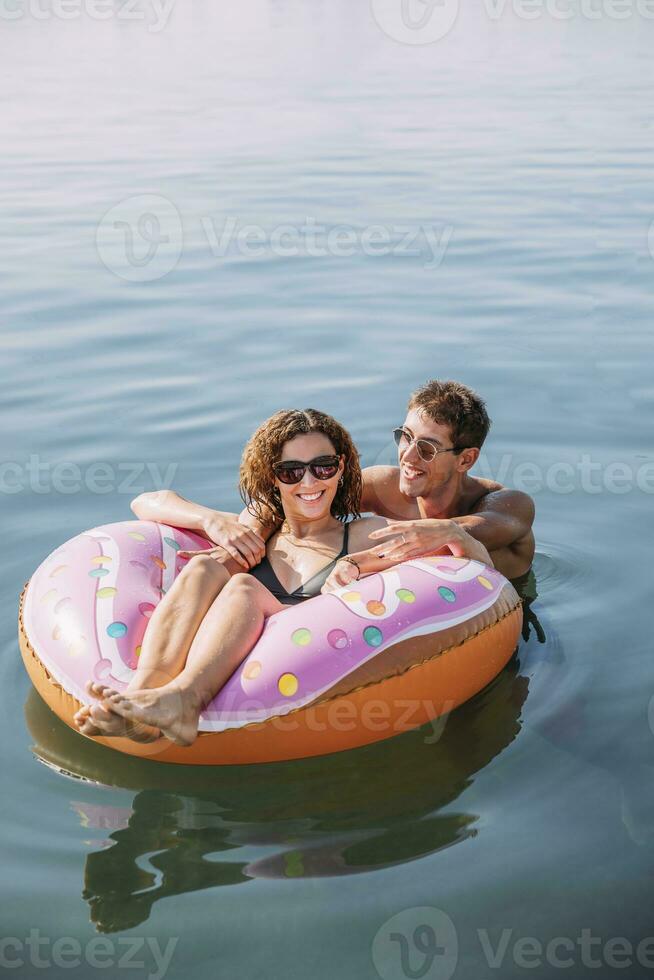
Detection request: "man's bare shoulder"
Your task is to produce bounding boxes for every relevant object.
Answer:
[361,466,414,519]
[468,475,506,495]
[469,480,535,523]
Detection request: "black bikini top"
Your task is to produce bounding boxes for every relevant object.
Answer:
[249,522,351,606]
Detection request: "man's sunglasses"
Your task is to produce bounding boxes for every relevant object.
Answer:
[272,455,341,485]
[392,427,464,463]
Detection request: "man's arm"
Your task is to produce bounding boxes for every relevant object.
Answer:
[453,489,535,552]
[365,490,534,574]
[321,516,494,592]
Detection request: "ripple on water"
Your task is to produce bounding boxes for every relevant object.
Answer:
[532,543,593,598]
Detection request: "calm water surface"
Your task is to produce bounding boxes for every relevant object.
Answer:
[1,3,653,979]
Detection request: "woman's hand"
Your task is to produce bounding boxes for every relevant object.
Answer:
[368,519,494,566]
[321,559,360,594]
[194,514,266,569]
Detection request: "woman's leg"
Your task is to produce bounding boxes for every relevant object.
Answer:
[96,574,286,746]
[74,555,230,739]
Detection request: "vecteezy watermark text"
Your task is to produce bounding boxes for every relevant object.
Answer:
[372,907,654,980]
[0,456,178,495]
[87,670,455,747]
[95,194,453,281]
[241,696,454,745]
[484,0,654,20]
[6,450,653,498]
[0,0,176,31]
[0,931,177,979]
[372,440,654,498]
[201,216,453,269]
[370,0,654,46]
[475,452,654,495]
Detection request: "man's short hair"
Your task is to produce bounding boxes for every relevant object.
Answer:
[408,379,491,450]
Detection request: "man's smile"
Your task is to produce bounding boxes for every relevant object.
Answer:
[401,461,426,480]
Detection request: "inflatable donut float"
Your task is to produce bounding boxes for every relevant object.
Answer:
[18,520,523,765]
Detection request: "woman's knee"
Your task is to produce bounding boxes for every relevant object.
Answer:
[223,573,283,615]
[226,571,255,589]
[180,554,229,587]
[223,572,265,598]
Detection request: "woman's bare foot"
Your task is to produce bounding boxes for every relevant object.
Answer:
[74,682,162,743]
[89,702,162,743]
[73,703,103,737]
[103,684,201,747]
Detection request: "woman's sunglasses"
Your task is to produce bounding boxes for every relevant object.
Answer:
[273,455,341,485]
[392,427,464,463]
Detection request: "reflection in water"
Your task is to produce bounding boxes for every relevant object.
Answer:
[26,668,529,932]
[24,573,549,934]
[512,568,546,646]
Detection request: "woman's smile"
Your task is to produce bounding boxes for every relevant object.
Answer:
[295,489,326,503]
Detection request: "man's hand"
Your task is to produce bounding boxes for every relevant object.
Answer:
[176,544,231,562]
[176,544,252,580]
[368,519,493,566]
[321,559,360,594]
[181,515,266,569]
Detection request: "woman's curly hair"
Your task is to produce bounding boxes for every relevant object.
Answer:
[239,409,362,527]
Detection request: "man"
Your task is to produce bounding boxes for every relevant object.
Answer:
[133,380,534,582]
[358,379,535,581]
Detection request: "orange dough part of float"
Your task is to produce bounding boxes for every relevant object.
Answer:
[18,520,523,765]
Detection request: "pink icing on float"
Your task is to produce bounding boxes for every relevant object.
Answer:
[19,521,523,765]
[209,553,509,729]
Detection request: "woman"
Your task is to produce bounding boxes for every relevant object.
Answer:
[74,409,492,747]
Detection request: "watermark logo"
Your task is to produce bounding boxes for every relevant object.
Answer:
[370,0,460,44]
[96,194,183,282]
[372,907,459,980]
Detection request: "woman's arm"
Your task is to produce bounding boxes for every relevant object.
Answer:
[322,518,493,592]
[130,490,268,569]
